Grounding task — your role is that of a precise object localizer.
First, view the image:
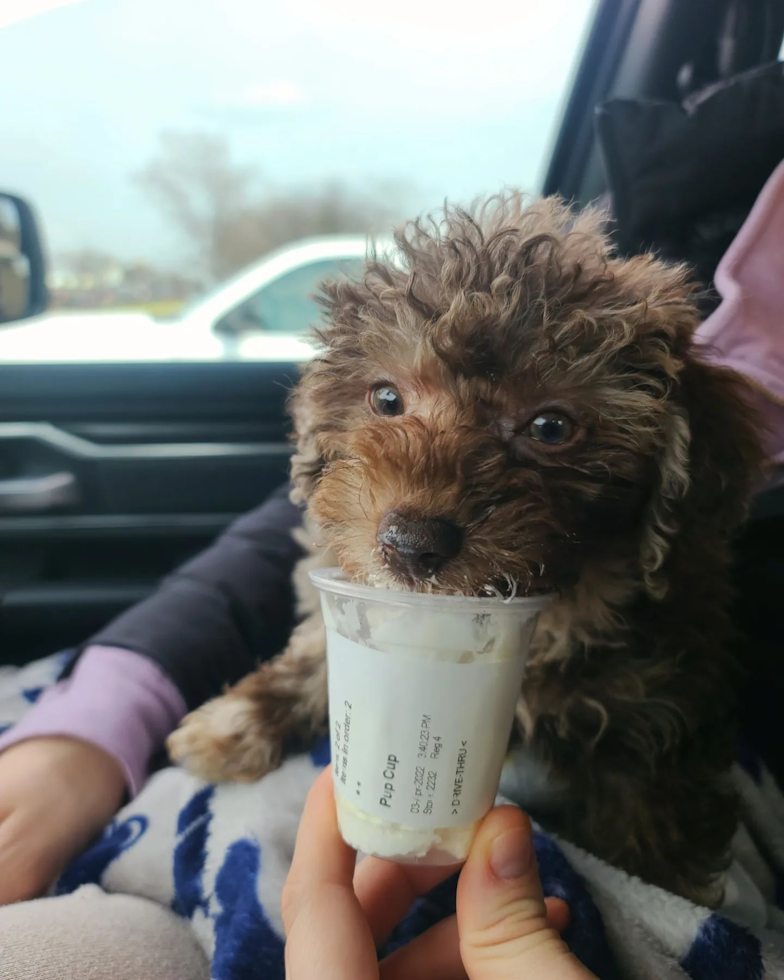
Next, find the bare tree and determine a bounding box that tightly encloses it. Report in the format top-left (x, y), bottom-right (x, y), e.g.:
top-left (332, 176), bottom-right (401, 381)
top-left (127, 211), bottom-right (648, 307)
top-left (57, 249), bottom-right (120, 279)
top-left (137, 132), bottom-right (258, 281)
top-left (137, 132), bottom-right (409, 281)
top-left (212, 180), bottom-right (408, 277)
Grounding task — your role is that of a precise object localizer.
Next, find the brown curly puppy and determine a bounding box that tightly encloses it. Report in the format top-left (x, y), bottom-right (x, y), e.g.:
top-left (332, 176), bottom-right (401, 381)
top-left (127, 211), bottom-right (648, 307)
top-left (168, 194), bottom-right (763, 905)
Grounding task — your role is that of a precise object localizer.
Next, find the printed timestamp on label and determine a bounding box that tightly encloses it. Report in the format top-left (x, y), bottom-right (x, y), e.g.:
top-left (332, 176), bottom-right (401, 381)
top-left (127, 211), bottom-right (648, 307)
top-left (410, 713), bottom-right (442, 817)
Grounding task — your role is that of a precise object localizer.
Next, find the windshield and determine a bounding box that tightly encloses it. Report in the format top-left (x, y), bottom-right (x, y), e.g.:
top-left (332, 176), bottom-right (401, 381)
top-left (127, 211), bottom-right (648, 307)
top-left (1, 0), bottom-right (598, 344)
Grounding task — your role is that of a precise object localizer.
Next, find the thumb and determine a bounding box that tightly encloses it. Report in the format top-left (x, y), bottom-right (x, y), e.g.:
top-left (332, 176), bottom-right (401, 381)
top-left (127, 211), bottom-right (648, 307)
top-left (456, 807), bottom-right (596, 980)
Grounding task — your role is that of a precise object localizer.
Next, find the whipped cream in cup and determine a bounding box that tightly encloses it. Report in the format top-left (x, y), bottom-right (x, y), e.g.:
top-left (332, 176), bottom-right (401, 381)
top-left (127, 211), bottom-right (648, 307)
top-left (310, 568), bottom-right (551, 865)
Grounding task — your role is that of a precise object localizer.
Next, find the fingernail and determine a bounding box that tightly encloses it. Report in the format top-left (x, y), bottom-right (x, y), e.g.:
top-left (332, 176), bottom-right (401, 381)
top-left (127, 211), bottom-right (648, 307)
top-left (489, 827), bottom-right (532, 880)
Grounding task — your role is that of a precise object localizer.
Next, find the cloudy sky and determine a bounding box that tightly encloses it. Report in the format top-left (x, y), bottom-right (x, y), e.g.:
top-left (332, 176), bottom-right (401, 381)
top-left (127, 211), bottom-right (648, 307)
top-left (0, 0), bottom-right (596, 270)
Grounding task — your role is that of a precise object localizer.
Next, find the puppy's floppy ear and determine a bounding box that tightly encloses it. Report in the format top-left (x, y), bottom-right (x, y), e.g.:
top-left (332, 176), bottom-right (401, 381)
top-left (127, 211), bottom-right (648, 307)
top-left (640, 355), bottom-right (764, 598)
top-left (608, 253), bottom-right (763, 596)
top-left (680, 358), bottom-right (764, 527)
top-left (639, 402), bottom-right (691, 598)
top-left (288, 366), bottom-right (325, 505)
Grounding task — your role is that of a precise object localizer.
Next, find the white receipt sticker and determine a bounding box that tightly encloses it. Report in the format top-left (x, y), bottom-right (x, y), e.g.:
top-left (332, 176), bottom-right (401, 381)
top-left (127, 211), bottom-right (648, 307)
top-left (327, 631), bottom-right (527, 828)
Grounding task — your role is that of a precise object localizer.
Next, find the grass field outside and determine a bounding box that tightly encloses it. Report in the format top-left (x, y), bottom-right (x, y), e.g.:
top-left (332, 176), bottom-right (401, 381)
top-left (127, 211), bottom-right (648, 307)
top-left (102, 298), bottom-right (186, 316)
top-left (51, 298), bottom-right (187, 317)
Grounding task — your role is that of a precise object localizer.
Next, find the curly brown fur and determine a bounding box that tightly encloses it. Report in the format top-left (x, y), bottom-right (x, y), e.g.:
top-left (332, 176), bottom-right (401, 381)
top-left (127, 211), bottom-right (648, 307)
top-left (169, 193), bottom-right (763, 905)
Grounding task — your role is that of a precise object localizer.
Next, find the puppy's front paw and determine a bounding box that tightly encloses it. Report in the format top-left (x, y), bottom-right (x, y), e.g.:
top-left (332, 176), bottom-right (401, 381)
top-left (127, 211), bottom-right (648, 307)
top-left (166, 695), bottom-right (281, 783)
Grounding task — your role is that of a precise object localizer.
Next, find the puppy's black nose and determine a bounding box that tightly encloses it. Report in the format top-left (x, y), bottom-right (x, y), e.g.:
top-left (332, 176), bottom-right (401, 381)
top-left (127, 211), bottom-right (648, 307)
top-left (377, 512), bottom-right (463, 579)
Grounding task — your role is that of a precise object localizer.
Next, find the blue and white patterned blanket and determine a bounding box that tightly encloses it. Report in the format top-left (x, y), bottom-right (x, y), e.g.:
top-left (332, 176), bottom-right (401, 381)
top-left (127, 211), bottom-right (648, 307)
top-left (3, 653), bottom-right (784, 979)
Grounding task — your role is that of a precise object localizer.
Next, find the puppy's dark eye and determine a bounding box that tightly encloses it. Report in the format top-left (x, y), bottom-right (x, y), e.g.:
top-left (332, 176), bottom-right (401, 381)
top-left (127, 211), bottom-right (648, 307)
top-left (527, 411), bottom-right (574, 446)
top-left (369, 385), bottom-right (404, 417)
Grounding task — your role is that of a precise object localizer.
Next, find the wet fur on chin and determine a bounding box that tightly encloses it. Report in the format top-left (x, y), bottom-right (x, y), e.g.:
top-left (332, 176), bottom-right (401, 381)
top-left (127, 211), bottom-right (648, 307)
top-left (178, 194), bottom-right (765, 905)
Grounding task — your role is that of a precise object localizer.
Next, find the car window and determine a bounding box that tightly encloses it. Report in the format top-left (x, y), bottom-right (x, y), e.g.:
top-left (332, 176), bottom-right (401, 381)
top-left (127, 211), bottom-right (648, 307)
top-left (219, 258), bottom-right (367, 334)
top-left (0, 0), bottom-right (598, 363)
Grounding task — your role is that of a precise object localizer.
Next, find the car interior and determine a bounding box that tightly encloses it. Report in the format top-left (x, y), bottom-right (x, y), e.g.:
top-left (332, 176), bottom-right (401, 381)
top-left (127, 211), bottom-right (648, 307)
top-left (1, 0), bottom-right (783, 783)
top-left (3, 3), bottom-right (784, 976)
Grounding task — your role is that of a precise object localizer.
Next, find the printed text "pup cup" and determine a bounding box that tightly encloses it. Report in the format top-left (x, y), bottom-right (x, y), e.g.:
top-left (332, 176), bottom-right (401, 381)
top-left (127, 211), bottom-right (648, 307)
top-left (310, 568), bottom-right (550, 865)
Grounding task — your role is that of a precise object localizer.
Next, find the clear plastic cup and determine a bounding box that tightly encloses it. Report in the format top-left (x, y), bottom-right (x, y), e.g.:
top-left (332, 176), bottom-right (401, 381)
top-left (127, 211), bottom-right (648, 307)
top-left (310, 568), bottom-right (551, 865)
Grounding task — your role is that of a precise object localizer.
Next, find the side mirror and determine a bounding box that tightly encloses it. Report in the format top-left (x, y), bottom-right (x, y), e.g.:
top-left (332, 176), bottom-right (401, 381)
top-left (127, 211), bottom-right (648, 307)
top-left (0, 193), bottom-right (48, 324)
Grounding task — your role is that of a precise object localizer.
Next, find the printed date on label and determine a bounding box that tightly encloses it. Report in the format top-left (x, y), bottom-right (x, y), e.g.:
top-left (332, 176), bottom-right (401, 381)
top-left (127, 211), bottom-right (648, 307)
top-left (411, 765), bottom-right (438, 815)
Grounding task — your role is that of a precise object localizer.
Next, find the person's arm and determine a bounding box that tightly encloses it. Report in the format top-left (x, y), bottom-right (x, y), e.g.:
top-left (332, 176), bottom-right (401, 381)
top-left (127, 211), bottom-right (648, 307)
top-left (0, 646), bottom-right (185, 795)
top-left (0, 482), bottom-right (304, 903)
top-left (65, 481), bottom-right (304, 712)
top-left (1, 482), bottom-right (304, 785)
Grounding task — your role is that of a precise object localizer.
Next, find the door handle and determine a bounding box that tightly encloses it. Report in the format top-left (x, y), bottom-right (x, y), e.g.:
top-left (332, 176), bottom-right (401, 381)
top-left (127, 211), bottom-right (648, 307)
top-left (0, 472), bottom-right (80, 513)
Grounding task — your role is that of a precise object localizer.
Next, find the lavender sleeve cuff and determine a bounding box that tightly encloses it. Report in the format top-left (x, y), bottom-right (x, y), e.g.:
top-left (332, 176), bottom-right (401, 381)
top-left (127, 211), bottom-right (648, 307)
top-left (0, 646), bottom-right (187, 796)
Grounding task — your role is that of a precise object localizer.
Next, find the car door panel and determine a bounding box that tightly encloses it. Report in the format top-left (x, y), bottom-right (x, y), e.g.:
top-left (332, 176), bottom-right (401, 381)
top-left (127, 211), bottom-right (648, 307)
top-left (0, 361), bottom-right (299, 665)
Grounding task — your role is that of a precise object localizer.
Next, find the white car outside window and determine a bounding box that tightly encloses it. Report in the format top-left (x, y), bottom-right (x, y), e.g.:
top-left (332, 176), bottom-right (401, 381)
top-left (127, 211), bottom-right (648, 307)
top-left (0, 235), bottom-right (393, 364)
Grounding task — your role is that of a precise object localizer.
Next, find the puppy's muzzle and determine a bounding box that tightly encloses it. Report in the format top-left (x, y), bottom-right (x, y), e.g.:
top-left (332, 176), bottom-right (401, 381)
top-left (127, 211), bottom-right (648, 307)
top-left (377, 512), bottom-right (463, 580)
